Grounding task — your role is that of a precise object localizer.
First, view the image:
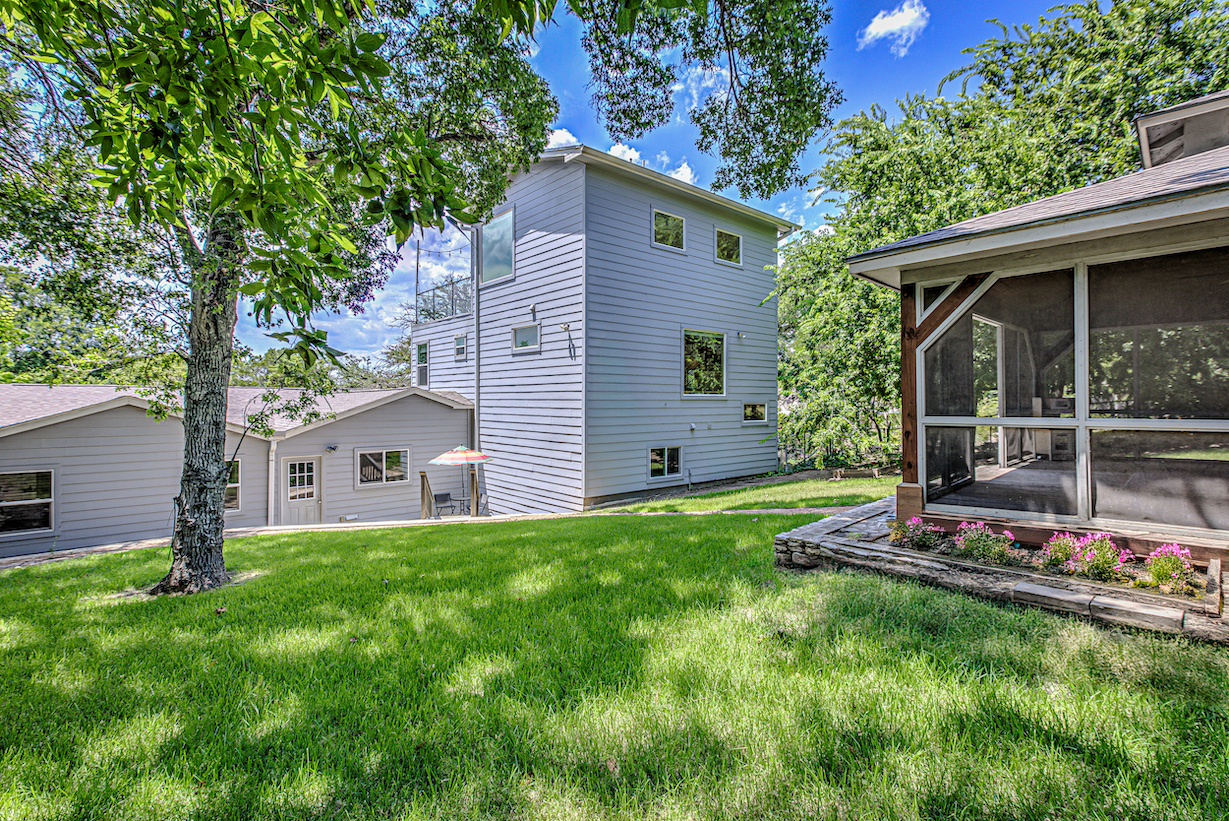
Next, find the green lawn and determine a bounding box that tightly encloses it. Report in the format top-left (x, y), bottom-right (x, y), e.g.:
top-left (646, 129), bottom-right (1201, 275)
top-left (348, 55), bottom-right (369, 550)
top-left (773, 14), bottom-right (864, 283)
top-left (1, 515), bottom-right (1227, 820)
top-left (614, 475), bottom-right (899, 513)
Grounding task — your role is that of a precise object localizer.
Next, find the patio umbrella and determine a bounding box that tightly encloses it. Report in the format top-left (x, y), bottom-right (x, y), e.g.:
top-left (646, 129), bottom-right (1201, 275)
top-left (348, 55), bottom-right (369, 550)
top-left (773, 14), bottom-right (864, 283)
top-left (429, 446), bottom-right (492, 516)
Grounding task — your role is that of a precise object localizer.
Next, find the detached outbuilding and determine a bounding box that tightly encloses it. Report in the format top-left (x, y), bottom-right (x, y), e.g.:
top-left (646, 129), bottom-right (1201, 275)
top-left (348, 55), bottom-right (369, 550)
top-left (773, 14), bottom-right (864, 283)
top-left (850, 92), bottom-right (1229, 559)
top-left (0, 384), bottom-right (472, 558)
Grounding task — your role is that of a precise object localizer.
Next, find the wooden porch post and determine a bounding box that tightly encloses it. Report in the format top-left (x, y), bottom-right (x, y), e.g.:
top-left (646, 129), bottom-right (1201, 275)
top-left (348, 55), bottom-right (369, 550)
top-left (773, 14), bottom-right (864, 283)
top-left (420, 471), bottom-right (433, 519)
top-left (898, 283), bottom-right (924, 520)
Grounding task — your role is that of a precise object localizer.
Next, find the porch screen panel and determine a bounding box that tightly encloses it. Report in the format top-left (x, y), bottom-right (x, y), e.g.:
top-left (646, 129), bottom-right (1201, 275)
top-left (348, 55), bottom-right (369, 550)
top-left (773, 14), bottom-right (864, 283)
top-left (925, 425), bottom-right (1078, 515)
top-left (924, 269), bottom-right (1075, 418)
top-left (1089, 247), bottom-right (1229, 419)
top-left (1091, 431), bottom-right (1229, 531)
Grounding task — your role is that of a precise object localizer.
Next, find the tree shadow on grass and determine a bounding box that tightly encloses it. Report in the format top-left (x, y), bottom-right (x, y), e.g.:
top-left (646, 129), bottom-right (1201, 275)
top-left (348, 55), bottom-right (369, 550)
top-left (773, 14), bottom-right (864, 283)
top-left (0, 516), bottom-right (1227, 820)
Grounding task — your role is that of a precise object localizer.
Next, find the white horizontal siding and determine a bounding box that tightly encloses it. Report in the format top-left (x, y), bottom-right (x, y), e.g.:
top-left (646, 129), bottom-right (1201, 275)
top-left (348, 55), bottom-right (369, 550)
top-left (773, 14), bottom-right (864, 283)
top-left (410, 314), bottom-right (475, 399)
top-left (583, 166), bottom-right (780, 499)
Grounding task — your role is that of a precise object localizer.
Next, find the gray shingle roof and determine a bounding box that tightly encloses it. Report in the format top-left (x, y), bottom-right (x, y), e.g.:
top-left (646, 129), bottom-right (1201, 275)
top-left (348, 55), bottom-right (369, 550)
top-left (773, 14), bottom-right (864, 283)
top-left (849, 144), bottom-right (1229, 263)
top-left (0, 384), bottom-right (471, 436)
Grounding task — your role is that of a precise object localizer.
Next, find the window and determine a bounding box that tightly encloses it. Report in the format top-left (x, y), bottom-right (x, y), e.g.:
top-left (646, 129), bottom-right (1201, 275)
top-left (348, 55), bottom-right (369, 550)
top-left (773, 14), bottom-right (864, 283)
top-left (743, 403), bottom-right (767, 422)
top-left (649, 446), bottom-right (681, 479)
top-left (416, 342), bottom-right (429, 388)
top-left (454, 334), bottom-right (467, 359)
top-left (716, 229), bottom-right (742, 265)
top-left (924, 269), bottom-right (1075, 418)
top-left (0, 470), bottom-right (53, 534)
top-left (1091, 431), bottom-right (1229, 531)
top-left (1089, 248), bottom-right (1229, 420)
top-left (683, 330), bottom-right (725, 395)
top-left (652, 209), bottom-right (685, 250)
top-left (512, 324), bottom-right (540, 352)
top-left (224, 460), bottom-right (241, 512)
top-left (358, 450), bottom-right (410, 486)
top-left (481, 209), bottom-right (514, 284)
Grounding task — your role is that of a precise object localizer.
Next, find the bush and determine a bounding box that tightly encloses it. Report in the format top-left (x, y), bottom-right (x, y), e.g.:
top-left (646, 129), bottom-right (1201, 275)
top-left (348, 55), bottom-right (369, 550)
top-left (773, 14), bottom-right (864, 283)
top-left (1146, 543), bottom-right (1194, 591)
top-left (1042, 532), bottom-right (1080, 568)
top-left (953, 521), bottom-right (1014, 565)
top-left (1065, 533), bottom-right (1133, 582)
top-left (888, 516), bottom-right (948, 551)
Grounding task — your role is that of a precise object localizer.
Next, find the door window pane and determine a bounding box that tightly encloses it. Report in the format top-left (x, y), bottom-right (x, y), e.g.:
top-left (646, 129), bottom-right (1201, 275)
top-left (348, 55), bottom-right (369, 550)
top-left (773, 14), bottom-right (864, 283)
top-left (1091, 430), bottom-right (1229, 530)
top-left (925, 425), bottom-right (1077, 515)
top-left (924, 270), bottom-right (1075, 418)
top-left (1089, 247), bottom-right (1229, 419)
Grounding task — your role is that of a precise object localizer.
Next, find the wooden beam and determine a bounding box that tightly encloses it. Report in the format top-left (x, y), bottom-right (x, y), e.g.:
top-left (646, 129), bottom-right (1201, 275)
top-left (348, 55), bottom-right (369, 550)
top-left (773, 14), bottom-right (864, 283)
top-left (916, 272), bottom-right (990, 343)
top-left (900, 283), bottom-right (919, 484)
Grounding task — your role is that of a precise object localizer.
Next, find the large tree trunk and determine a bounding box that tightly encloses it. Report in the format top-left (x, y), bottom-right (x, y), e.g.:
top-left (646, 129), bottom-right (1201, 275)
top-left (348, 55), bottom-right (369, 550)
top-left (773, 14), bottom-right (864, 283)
top-left (151, 218), bottom-right (242, 595)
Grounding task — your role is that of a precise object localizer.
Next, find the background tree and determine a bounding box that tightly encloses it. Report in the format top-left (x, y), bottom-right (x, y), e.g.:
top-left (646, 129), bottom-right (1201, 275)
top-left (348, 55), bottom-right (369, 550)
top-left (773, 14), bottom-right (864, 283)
top-left (777, 0), bottom-right (1229, 470)
top-left (1, 0), bottom-right (840, 592)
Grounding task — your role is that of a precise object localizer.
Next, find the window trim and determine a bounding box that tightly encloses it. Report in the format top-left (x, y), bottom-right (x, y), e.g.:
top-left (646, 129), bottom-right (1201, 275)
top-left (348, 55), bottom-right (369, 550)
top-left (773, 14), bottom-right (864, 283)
top-left (681, 328), bottom-right (727, 398)
top-left (224, 459), bottom-right (241, 514)
top-left (647, 445), bottom-right (683, 482)
top-left (913, 244), bottom-right (1229, 537)
top-left (354, 447), bottom-right (413, 489)
top-left (651, 207), bottom-right (687, 253)
top-left (511, 323), bottom-right (541, 353)
top-left (0, 468), bottom-right (54, 537)
top-left (479, 206), bottom-right (516, 287)
top-left (715, 227), bottom-right (743, 266)
top-left (454, 334), bottom-right (467, 360)
top-left (742, 402), bottom-right (769, 425)
top-left (416, 341), bottom-right (429, 389)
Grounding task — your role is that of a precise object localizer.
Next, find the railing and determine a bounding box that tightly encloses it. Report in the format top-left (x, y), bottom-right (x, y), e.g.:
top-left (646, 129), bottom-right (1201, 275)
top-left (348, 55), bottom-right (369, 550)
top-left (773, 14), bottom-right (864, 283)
top-left (415, 276), bottom-right (473, 323)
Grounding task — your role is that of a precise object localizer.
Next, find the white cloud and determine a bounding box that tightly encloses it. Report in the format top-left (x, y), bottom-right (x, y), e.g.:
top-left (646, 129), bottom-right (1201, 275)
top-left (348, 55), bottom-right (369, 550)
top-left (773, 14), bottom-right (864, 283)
top-left (608, 143), bottom-right (642, 164)
top-left (672, 66), bottom-right (730, 112)
top-left (546, 128), bottom-right (579, 149)
top-left (655, 151), bottom-right (671, 170)
top-left (666, 160), bottom-right (696, 186)
top-left (857, 0), bottom-right (929, 58)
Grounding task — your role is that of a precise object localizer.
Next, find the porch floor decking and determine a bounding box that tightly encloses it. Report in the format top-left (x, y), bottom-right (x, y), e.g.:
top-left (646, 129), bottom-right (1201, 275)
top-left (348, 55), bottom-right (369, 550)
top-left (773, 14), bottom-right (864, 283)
top-left (775, 498), bottom-right (1228, 644)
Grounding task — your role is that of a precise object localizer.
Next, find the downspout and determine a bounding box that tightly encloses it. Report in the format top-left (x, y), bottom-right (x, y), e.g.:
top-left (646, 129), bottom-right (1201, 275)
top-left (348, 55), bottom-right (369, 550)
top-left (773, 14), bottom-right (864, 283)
top-left (266, 438), bottom-right (278, 526)
top-left (471, 224), bottom-right (480, 451)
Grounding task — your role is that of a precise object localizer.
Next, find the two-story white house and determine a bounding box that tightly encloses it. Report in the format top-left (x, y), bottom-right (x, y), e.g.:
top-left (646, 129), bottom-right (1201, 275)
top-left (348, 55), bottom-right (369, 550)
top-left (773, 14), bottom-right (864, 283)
top-left (410, 145), bottom-right (797, 514)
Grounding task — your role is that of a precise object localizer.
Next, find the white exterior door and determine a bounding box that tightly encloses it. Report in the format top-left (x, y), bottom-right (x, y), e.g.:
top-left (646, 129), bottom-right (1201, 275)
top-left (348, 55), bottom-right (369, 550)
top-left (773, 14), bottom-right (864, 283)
top-left (285, 458), bottom-right (321, 525)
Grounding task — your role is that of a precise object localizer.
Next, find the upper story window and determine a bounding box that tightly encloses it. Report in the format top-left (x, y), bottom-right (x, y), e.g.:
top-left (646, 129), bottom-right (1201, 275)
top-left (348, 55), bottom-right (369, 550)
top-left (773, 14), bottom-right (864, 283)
top-left (224, 461), bottom-right (241, 511)
top-left (481, 208), bottom-right (514, 284)
top-left (0, 470), bottom-right (53, 534)
top-left (683, 330), bottom-right (725, 396)
top-left (512, 324), bottom-right (540, 352)
top-left (358, 449), bottom-right (409, 486)
top-left (415, 342), bottom-right (429, 387)
top-left (716, 229), bottom-right (742, 265)
top-left (454, 334), bottom-right (467, 359)
top-left (652, 209), bottom-right (685, 251)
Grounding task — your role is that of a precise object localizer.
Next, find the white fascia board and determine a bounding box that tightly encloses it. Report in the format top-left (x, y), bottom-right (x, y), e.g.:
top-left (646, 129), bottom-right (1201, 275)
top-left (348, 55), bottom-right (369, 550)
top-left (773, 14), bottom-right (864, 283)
top-left (848, 188), bottom-right (1229, 289)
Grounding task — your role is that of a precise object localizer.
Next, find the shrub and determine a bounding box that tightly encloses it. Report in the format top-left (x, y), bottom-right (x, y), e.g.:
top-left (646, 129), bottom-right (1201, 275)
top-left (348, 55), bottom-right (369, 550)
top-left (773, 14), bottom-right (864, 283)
top-left (1065, 533), bottom-right (1133, 582)
top-left (888, 516), bottom-right (948, 551)
top-left (1042, 532), bottom-right (1080, 568)
top-left (953, 521), bottom-right (1015, 565)
top-left (1146, 543), bottom-right (1194, 591)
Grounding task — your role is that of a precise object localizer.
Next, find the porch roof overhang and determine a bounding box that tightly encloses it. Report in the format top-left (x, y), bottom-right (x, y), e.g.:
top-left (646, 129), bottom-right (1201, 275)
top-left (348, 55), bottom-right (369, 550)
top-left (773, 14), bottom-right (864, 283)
top-left (848, 145), bottom-right (1229, 290)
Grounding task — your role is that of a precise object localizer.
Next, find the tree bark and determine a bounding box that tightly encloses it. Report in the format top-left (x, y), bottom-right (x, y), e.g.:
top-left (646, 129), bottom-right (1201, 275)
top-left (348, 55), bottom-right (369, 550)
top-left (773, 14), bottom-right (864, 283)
top-left (150, 216), bottom-right (242, 595)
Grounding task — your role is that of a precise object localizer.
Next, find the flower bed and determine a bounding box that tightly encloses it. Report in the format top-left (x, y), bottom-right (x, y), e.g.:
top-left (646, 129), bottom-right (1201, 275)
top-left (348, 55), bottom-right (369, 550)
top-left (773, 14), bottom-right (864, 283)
top-left (888, 518), bottom-right (1207, 601)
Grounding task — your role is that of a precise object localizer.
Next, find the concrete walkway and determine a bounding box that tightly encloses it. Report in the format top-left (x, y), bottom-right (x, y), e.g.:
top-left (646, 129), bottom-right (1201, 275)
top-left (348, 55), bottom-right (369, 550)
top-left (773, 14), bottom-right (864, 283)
top-left (0, 505), bottom-right (855, 573)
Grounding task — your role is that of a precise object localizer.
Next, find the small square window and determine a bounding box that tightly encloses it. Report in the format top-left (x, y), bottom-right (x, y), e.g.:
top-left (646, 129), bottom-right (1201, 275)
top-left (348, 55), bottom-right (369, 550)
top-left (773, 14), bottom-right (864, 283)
top-left (454, 335), bottom-right (467, 359)
top-left (743, 403), bottom-right (767, 422)
top-left (716, 229), bottom-right (742, 265)
top-left (649, 446), bottom-right (682, 479)
top-left (652, 210), bottom-right (685, 250)
top-left (512, 324), bottom-right (540, 352)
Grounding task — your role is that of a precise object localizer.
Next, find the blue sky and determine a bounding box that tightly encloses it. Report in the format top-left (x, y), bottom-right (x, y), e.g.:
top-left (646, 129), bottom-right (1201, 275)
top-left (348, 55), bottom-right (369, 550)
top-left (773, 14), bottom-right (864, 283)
top-left (237, 0), bottom-right (1058, 358)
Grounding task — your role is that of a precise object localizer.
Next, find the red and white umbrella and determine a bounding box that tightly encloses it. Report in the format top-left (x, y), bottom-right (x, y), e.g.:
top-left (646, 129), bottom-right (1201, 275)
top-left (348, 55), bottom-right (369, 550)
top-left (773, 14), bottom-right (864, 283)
top-left (429, 446), bottom-right (493, 466)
